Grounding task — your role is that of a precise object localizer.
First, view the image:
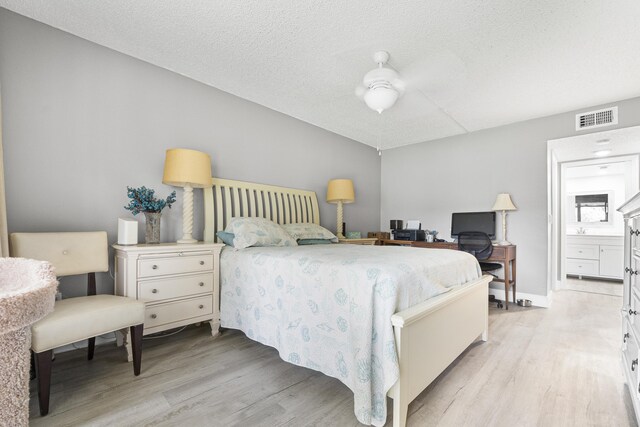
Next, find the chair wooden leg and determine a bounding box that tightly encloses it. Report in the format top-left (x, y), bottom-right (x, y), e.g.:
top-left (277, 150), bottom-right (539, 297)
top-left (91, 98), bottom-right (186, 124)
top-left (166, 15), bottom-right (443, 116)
top-left (87, 337), bottom-right (95, 360)
top-left (35, 350), bottom-right (53, 416)
top-left (130, 324), bottom-right (143, 376)
top-left (30, 350), bottom-right (36, 380)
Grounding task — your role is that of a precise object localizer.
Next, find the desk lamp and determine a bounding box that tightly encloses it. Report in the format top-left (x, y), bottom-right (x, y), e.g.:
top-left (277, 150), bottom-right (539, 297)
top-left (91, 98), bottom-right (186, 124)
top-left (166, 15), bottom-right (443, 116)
top-left (326, 179), bottom-right (355, 239)
top-left (492, 193), bottom-right (517, 245)
top-left (163, 148), bottom-right (212, 243)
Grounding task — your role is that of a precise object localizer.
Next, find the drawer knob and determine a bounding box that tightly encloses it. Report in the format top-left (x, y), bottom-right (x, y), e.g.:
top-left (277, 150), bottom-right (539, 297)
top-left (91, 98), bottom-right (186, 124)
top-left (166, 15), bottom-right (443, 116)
top-left (199, 304), bottom-right (204, 309)
top-left (630, 309), bottom-right (637, 316)
top-left (152, 265), bottom-right (158, 270)
top-left (199, 261), bottom-right (205, 265)
top-left (150, 314), bottom-right (157, 319)
top-left (199, 282), bottom-right (205, 287)
top-left (152, 288), bottom-right (158, 294)
top-left (633, 359), bottom-right (638, 371)
top-left (624, 332), bottom-right (630, 343)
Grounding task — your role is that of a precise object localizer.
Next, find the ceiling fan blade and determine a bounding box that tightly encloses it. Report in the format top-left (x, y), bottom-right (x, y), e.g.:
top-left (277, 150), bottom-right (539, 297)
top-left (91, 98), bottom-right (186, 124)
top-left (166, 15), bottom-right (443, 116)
top-left (400, 50), bottom-right (467, 100)
top-left (387, 90), bottom-right (440, 119)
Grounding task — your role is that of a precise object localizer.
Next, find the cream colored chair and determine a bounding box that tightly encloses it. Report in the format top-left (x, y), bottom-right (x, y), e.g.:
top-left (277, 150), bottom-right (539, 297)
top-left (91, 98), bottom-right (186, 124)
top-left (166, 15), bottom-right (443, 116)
top-left (10, 232), bottom-right (145, 416)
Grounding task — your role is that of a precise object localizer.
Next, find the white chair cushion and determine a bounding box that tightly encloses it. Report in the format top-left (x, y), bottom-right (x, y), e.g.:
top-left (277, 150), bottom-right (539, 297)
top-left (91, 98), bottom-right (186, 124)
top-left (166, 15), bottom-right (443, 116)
top-left (31, 295), bottom-right (145, 353)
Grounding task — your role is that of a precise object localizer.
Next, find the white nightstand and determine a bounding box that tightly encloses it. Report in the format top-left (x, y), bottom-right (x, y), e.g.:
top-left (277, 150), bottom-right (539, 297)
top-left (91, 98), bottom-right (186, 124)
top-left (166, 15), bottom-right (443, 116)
top-left (113, 242), bottom-right (224, 352)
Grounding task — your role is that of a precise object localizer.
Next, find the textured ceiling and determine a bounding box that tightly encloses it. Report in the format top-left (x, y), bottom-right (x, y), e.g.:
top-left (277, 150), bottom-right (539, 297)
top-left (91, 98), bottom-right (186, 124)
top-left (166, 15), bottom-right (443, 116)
top-left (2, 1), bottom-right (640, 149)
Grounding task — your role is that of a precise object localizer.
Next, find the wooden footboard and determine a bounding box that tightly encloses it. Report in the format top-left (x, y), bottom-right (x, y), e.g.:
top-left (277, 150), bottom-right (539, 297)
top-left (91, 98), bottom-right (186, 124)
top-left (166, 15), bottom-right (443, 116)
top-left (388, 275), bottom-right (491, 427)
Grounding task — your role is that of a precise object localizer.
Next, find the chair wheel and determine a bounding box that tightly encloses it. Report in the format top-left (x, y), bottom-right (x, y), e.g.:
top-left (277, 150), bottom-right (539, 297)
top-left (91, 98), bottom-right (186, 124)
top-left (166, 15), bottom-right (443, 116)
top-left (497, 302), bottom-right (504, 309)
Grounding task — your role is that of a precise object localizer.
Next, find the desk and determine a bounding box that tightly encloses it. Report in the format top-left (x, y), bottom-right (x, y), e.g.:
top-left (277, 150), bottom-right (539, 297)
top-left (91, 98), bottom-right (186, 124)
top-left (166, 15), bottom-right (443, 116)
top-left (338, 238), bottom-right (378, 245)
top-left (379, 239), bottom-right (517, 309)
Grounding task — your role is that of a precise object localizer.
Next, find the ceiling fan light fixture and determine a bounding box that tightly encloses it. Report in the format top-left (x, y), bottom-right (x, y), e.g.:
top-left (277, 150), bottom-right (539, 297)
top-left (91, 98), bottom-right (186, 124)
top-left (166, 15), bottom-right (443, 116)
top-left (364, 86), bottom-right (398, 114)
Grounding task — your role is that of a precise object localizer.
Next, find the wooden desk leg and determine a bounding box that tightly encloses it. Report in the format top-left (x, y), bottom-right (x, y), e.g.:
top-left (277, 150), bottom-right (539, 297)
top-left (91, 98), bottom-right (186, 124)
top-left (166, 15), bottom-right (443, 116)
top-left (504, 259), bottom-right (510, 310)
top-left (512, 258), bottom-right (517, 304)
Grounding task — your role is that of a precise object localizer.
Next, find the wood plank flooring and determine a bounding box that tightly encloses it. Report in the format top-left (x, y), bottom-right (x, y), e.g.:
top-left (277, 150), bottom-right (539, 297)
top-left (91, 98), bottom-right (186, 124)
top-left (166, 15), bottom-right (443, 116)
top-left (565, 276), bottom-right (623, 297)
top-left (29, 289), bottom-right (636, 426)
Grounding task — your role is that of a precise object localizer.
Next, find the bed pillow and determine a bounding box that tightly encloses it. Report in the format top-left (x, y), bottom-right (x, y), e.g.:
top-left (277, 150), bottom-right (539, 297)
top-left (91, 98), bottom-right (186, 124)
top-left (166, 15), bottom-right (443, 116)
top-left (225, 217), bottom-right (298, 249)
top-left (297, 238), bottom-right (334, 245)
top-left (216, 231), bottom-right (235, 247)
top-left (282, 223), bottom-right (338, 243)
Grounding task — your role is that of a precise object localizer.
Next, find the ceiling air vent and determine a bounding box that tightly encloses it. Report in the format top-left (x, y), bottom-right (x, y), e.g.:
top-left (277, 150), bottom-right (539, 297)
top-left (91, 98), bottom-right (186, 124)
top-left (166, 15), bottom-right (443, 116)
top-left (575, 106), bottom-right (618, 131)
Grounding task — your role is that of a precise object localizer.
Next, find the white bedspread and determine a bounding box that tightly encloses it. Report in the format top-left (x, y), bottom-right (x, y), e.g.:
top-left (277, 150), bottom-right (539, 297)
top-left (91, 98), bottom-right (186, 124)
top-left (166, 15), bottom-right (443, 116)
top-left (220, 244), bottom-right (481, 426)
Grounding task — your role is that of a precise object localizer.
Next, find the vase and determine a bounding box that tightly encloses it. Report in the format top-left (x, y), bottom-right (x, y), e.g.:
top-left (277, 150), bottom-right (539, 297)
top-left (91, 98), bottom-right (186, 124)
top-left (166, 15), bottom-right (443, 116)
top-left (143, 212), bottom-right (161, 244)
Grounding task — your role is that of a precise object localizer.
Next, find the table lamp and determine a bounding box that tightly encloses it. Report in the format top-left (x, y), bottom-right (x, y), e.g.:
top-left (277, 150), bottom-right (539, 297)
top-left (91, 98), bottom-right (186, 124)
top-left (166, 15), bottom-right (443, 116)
top-left (492, 193), bottom-right (517, 245)
top-left (326, 179), bottom-right (355, 239)
top-left (163, 148), bottom-right (212, 243)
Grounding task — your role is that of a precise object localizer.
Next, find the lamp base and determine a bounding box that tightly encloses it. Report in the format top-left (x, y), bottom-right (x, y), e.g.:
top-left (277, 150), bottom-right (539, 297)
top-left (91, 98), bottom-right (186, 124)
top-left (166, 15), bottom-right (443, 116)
top-left (497, 240), bottom-right (512, 246)
top-left (177, 235), bottom-right (197, 244)
top-left (336, 233), bottom-right (346, 239)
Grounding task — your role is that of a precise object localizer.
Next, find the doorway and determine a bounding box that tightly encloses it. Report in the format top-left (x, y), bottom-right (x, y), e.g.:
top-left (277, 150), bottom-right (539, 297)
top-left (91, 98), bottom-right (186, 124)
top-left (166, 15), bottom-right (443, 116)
top-left (548, 126), bottom-right (640, 297)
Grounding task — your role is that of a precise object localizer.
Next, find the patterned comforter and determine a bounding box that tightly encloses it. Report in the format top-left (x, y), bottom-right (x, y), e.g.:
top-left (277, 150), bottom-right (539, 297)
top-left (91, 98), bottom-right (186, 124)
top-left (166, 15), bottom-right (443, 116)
top-left (219, 244), bottom-right (481, 426)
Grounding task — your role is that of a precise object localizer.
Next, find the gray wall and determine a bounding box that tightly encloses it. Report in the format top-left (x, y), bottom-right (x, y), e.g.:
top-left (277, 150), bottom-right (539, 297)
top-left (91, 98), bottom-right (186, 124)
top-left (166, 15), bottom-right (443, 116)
top-left (382, 96), bottom-right (640, 298)
top-left (0, 9), bottom-right (381, 295)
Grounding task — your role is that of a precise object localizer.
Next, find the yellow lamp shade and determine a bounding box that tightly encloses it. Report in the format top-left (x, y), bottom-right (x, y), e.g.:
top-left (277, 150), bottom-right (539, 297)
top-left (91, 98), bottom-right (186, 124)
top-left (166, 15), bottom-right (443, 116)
top-left (326, 179), bottom-right (355, 204)
top-left (492, 193), bottom-right (517, 211)
top-left (162, 148), bottom-right (212, 188)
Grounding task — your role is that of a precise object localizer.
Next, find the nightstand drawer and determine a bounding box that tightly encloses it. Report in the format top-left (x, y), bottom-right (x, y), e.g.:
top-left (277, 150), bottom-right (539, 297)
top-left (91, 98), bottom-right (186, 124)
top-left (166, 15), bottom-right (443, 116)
top-left (566, 244), bottom-right (599, 260)
top-left (139, 273), bottom-right (213, 301)
top-left (145, 295), bottom-right (213, 329)
top-left (138, 254), bottom-right (214, 278)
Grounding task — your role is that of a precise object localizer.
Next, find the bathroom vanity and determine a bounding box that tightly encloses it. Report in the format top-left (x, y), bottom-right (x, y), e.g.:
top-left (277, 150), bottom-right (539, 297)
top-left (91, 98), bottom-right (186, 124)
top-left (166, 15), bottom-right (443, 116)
top-left (566, 234), bottom-right (624, 280)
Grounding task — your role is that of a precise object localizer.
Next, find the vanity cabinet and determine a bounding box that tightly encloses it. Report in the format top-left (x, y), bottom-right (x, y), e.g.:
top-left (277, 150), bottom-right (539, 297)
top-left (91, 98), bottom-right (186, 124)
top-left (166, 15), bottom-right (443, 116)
top-left (566, 235), bottom-right (624, 280)
top-left (618, 191), bottom-right (640, 423)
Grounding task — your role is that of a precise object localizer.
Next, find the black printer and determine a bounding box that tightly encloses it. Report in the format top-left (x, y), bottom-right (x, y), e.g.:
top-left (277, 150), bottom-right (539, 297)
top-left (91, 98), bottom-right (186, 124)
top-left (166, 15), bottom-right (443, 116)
top-left (392, 229), bottom-right (425, 241)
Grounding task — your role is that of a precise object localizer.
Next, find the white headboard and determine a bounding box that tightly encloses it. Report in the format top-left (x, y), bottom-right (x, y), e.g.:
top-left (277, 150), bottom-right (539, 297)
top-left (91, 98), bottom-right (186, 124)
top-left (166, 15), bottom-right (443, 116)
top-left (203, 178), bottom-right (320, 243)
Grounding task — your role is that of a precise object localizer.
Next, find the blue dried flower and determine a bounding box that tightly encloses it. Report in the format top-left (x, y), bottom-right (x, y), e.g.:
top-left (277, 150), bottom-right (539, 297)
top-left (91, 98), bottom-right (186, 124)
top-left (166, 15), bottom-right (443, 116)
top-left (124, 186), bottom-right (176, 215)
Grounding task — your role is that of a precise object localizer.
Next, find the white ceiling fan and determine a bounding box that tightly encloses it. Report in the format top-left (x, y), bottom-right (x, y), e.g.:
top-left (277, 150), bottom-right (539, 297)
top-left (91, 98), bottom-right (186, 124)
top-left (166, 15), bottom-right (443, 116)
top-left (355, 50), bottom-right (468, 117)
top-left (355, 51), bottom-right (405, 114)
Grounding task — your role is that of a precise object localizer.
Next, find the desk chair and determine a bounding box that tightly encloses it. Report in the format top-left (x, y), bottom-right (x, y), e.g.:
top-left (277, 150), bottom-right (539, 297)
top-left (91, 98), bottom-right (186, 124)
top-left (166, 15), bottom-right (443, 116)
top-left (10, 232), bottom-right (145, 416)
top-left (457, 231), bottom-right (504, 308)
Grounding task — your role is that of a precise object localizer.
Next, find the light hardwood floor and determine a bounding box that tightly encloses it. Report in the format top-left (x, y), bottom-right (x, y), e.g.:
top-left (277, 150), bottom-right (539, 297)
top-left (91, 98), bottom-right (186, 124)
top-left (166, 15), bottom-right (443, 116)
top-left (565, 276), bottom-right (624, 297)
top-left (30, 289), bottom-right (636, 427)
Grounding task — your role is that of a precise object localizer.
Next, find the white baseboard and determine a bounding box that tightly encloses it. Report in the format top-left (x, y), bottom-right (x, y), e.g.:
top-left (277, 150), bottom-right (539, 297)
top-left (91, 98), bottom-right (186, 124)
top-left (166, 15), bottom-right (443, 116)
top-left (488, 288), bottom-right (552, 308)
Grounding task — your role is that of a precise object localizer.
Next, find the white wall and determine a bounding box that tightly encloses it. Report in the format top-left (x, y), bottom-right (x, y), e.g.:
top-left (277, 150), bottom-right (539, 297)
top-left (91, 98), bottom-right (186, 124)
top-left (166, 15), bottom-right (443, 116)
top-left (382, 97), bottom-right (640, 298)
top-left (0, 9), bottom-right (381, 295)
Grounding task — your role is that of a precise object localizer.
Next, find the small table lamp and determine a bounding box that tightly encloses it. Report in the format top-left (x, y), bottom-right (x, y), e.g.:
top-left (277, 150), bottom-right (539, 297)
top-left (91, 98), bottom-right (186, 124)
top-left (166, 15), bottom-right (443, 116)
top-left (492, 193), bottom-right (517, 245)
top-left (326, 179), bottom-right (355, 239)
top-left (163, 148), bottom-right (212, 244)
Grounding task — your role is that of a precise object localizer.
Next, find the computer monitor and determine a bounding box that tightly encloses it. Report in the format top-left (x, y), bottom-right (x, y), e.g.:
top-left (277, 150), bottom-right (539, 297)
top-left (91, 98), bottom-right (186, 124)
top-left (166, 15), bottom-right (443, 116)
top-left (451, 211), bottom-right (496, 239)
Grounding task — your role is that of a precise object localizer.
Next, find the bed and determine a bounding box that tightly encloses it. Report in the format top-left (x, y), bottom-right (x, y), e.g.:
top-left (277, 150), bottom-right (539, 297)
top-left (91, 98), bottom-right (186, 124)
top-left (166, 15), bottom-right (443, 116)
top-left (203, 178), bottom-right (491, 427)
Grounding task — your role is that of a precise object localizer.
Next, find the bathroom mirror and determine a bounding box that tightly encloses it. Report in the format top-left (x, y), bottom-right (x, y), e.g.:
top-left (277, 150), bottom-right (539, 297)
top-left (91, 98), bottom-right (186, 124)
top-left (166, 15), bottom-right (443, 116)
top-left (567, 191), bottom-right (613, 225)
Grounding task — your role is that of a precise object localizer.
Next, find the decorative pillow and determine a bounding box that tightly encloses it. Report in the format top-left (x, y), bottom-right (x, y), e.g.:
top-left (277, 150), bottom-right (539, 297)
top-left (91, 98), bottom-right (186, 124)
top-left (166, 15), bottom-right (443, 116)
top-left (297, 238), bottom-right (334, 245)
top-left (216, 231), bottom-right (235, 246)
top-left (282, 223), bottom-right (338, 243)
top-left (225, 217), bottom-right (298, 249)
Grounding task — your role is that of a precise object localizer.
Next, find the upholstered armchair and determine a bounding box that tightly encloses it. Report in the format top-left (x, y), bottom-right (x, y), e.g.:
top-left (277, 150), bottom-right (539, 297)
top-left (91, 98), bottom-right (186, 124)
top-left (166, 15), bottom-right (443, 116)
top-left (10, 232), bottom-right (145, 416)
